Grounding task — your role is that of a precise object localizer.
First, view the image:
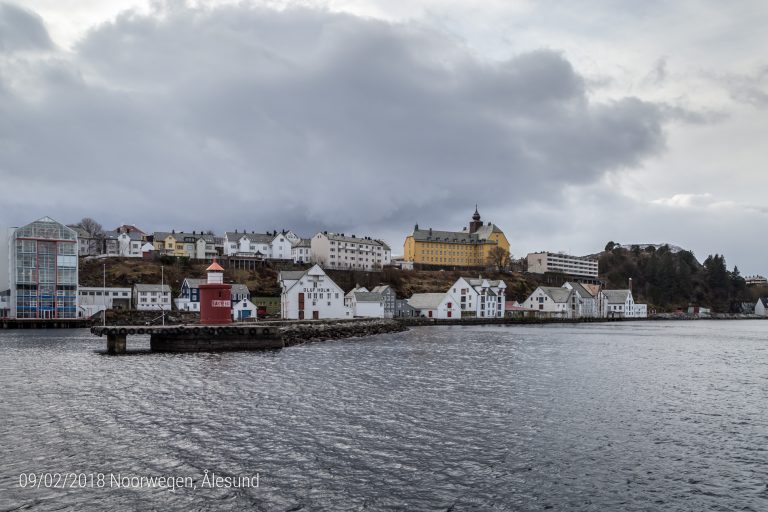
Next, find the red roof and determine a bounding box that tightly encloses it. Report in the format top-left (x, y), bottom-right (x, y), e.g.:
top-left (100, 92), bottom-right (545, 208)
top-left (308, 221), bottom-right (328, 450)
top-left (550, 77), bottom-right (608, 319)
top-left (207, 261), bottom-right (224, 271)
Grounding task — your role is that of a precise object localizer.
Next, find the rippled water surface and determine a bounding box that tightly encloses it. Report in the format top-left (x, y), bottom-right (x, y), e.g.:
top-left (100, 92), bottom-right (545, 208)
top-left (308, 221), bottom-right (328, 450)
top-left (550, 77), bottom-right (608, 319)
top-left (1, 321), bottom-right (768, 511)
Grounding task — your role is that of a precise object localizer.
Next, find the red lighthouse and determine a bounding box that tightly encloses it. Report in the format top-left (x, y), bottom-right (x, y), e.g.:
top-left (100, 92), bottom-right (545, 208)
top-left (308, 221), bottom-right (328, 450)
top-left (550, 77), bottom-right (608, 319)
top-left (199, 259), bottom-right (232, 325)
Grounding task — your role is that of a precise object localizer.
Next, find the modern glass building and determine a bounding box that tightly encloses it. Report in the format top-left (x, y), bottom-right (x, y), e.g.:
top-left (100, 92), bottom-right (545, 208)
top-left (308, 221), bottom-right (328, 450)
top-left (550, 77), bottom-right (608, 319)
top-left (9, 217), bottom-right (78, 319)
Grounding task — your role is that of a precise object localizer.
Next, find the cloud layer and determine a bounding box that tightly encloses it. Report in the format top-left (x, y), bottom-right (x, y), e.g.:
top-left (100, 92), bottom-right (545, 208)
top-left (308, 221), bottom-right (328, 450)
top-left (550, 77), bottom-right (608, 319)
top-left (0, 2), bottom-right (669, 240)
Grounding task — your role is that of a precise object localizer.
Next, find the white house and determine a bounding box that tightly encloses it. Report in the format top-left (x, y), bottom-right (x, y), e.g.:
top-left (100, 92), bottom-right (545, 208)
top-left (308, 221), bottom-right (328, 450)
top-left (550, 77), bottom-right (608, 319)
top-left (634, 304), bottom-right (648, 318)
top-left (601, 289), bottom-right (635, 318)
top-left (134, 284), bottom-right (172, 311)
top-left (278, 264), bottom-right (350, 320)
top-left (232, 298), bottom-right (258, 321)
top-left (562, 282), bottom-right (598, 318)
top-left (78, 287), bottom-right (132, 318)
top-left (522, 286), bottom-right (575, 318)
top-left (756, 297), bottom-right (768, 316)
top-left (224, 230), bottom-right (294, 260)
top-left (351, 291), bottom-right (385, 318)
top-left (345, 285), bottom-right (369, 308)
top-left (224, 231), bottom-right (272, 258)
top-left (291, 239), bottom-right (312, 264)
top-left (371, 285), bottom-right (397, 318)
top-left (407, 293), bottom-right (460, 319)
top-left (447, 277), bottom-right (506, 318)
top-left (311, 232), bottom-right (392, 271)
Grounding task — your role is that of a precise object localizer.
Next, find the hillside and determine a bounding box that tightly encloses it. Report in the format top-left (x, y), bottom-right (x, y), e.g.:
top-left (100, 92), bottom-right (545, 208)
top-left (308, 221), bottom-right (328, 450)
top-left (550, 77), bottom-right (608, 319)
top-left (598, 242), bottom-right (753, 312)
top-left (79, 257), bottom-right (541, 302)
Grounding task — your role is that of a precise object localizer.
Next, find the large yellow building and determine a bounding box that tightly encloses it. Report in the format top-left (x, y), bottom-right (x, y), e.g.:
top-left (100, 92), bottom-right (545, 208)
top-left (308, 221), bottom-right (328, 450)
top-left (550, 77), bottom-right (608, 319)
top-left (403, 208), bottom-right (510, 267)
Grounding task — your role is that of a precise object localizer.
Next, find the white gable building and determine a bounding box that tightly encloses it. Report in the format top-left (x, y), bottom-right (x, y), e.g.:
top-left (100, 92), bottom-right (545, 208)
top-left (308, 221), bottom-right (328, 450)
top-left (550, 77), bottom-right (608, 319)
top-left (601, 289), bottom-right (635, 318)
top-left (448, 277), bottom-right (506, 318)
top-left (562, 282), bottom-right (598, 318)
top-left (278, 265), bottom-right (350, 320)
top-left (522, 286), bottom-right (575, 318)
top-left (351, 291), bottom-right (385, 318)
top-left (407, 293), bottom-right (460, 319)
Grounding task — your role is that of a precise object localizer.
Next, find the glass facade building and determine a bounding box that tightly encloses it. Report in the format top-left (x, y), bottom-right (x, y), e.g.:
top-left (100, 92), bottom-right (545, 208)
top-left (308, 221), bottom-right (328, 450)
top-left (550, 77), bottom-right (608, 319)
top-left (10, 217), bottom-right (78, 319)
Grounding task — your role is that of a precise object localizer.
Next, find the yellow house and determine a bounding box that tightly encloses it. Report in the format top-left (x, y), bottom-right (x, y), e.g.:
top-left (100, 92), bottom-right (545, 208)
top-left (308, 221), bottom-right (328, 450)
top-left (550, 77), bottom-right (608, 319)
top-left (152, 231), bottom-right (217, 259)
top-left (403, 208), bottom-right (510, 267)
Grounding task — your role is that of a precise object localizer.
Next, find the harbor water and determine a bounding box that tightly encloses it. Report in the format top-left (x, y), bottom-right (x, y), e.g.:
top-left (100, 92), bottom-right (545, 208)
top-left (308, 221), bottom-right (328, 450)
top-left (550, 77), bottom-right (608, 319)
top-left (1, 321), bottom-right (767, 511)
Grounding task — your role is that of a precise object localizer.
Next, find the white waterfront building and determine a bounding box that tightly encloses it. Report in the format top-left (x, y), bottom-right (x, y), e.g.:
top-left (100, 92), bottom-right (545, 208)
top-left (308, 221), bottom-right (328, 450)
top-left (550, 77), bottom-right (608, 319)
top-left (278, 264), bottom-right (350, 320)
top-left (78, 287), bottom-right (132, 318)
top-left (133, 284), bottom-right (172, 311)
top-left (350, 291), bottom-right (385, 318)
top-left (522, 286), bottom-right (575, 318)
top-left (601, 289), bottom-right (635, 318)
top-left (447, 277), bottom-right (506, 318)
top-left (407, 293), bottom-right (460, 319)
top-left (311, 232), bottom-right (391, 271)
top-left (527, 252), bottom-right (599, 279)
top-left (562, 282), bottom-right (599, 318)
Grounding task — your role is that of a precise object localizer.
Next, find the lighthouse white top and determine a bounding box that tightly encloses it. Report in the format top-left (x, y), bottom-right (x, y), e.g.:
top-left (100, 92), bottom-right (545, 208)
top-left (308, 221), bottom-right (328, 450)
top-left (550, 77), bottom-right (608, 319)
top-left (206, 261), bottom-right (225, 284)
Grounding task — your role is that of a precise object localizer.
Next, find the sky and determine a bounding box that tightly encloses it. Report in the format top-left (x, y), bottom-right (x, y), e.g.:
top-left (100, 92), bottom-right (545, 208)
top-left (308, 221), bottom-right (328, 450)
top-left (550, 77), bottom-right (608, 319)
top-left (1, 0), bottom-right (766, 273)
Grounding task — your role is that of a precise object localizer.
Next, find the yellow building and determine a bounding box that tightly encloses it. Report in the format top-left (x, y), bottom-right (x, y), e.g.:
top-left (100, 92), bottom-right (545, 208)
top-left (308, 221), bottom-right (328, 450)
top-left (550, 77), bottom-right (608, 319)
top-left (403, 208), bottom-right (510, 267)
top-left (152, 231), bottom-right (217, 259)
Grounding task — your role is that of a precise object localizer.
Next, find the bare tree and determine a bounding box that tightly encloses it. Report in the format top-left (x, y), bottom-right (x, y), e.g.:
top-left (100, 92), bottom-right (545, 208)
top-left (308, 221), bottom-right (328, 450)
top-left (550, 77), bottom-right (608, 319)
top-left (79, 217), bottom-right (105, 255)
top-left (487, 247), bottom-right (511, 272)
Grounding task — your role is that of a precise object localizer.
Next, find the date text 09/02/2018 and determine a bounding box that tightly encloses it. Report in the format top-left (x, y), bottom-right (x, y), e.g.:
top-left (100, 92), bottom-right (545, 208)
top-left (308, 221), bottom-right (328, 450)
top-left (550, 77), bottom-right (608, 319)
top-left (18, 471), bottom-right (260, 492)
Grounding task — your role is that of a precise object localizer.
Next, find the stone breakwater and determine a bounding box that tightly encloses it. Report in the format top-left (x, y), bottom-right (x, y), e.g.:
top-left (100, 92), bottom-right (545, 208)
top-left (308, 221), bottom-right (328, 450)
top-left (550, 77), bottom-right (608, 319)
top-left (281, 319), bottom-right (407, 347)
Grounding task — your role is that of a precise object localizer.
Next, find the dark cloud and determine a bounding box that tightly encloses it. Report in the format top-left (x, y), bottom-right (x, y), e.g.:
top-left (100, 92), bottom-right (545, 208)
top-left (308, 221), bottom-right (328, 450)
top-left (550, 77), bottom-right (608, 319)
top-left (0, 2), bottom-right (670, 241)
top-left (0, 2), bottom-right (53, 53)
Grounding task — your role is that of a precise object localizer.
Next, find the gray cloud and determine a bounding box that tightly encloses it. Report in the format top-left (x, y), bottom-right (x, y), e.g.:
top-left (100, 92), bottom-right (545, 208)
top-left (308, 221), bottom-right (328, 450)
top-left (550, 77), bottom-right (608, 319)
top-left (0, 2), bottom-right (670, 242)
top-left (0, 2), bottom-right (53, 53)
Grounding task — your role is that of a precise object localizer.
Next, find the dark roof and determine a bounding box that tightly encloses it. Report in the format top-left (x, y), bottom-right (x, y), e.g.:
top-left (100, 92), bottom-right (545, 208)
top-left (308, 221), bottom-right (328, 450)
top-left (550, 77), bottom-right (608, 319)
top-left (225, 232), bottom-right (274, 244)
top-left (566, 282), bottom-right (594, 298)
top-left (134, 284), bottom-right (171, 293)
top-left (279, 270), bottom-right (306, 281)
top-left (603, 290), bottom-right (631, 303)
top-left (154, 232), bottom-right (214, 242)
top-left (411, 228), bottom-right (497, 245)
top-left (354, 292), bottom-right (383, 302)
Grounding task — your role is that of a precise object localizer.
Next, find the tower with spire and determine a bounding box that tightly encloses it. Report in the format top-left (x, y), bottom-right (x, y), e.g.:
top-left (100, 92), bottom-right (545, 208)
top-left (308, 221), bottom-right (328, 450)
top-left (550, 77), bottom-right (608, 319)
top-left (469, 205), bottom-right (483, 234)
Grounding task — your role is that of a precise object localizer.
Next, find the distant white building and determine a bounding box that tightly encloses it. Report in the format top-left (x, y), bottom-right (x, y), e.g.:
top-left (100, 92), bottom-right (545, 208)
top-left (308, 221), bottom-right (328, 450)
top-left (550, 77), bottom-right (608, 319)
top-left (278, 264), bottom-right (350, 320)
top-left (345, 285), bottom-right (369, 309)
top-left (134, 284), bottom-right (172, 311)
top-left (447, 277), bottom-right (506, 318)
top-left (223, 231), bottom-right (295, 260)
top-left (104, 231), bottom-right (143, 257)
top-left (522, 286), bottom-right (575, 318)
top-left (756, 297), bottom-right (768, 316)
top-left (291, 239), bottom-right (312, 264)
top-left (634, 303), bottom-right (648, 318)
top-left (527, 252), bottom-right (599, 279)
top-left (78, 287), bottom-right (132, 318)
top-left (407, 293), bottom-right (460, 319)
top-left (351, 291), bottom-right (385, 318)
top-left (371, 285), bottom-right (397, 318)
top-left (746, 275), bottom-right (768, 287)
top-left (311, 232), bottom-right (391, 271)
top-left (601, 289), bottom-right (635, 318)
top-left (232, 298), bottom-right (258, 321)
top-left (562, 282), bottom-right (598, 318)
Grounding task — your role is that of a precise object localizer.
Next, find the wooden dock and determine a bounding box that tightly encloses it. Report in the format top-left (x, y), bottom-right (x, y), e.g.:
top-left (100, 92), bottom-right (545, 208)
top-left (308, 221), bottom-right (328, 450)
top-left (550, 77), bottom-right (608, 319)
top-left (91, 324), bottom-right (284, 353)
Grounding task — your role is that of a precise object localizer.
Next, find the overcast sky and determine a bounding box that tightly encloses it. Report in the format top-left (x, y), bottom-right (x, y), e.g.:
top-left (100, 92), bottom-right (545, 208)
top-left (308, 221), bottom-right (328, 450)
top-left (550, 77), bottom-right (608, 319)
top-left (1, 0), bottom-right (766, 273)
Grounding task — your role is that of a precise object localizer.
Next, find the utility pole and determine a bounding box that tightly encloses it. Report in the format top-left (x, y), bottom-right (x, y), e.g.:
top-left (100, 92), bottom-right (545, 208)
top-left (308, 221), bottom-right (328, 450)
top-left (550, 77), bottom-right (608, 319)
top-left (161, 265), bottom-right (165, 326)
top-left (102, 262), bottom-right (106, 326)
